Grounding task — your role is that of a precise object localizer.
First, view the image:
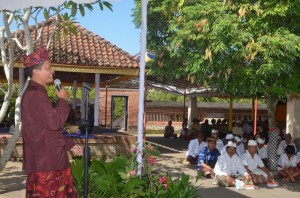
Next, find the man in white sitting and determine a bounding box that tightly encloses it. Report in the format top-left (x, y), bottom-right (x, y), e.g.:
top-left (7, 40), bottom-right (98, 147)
top-left (257, 138), bottom-right (268, 168)
top-left (211, 129), bottom-right (224, 153)
top-left (220, 134), bottom-right (235, 155)
top-left (241, 140), bottom-right (271, 184)
top-left (186, 133), bottom-right (207, 164)
top-left (214, 141), bottom-right (251, 187)
top-left (232, 120), bottom-right (243, 137)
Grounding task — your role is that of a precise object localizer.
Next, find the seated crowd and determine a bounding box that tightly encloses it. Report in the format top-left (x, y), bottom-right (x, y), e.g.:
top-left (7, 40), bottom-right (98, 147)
top-left (181, 118), bottom-right (300, 187)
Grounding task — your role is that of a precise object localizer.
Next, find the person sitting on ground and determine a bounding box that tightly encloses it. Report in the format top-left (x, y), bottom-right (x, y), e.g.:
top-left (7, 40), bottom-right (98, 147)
top-left (241, 140), bottom-right (272, 184)
top-left (189, 118), bottom-right (201, 139)
top-left (201, 119), bottom-right (210, 141)
top-left (186, 133), bottom-right (207, 164)
top-left (197, 137), bottom-right (220, 178)
top-left (220, 134), bottom-right (235, 155)
top-left (232, 120), bottom-right (243, 137)
top-left (211, 129), bottom-right (224, 153)
top-left (235, 136), bottom-right (245, 157)
top-left (214, 141), bottom-right (252, 187)
top-left (277, 136), bottom-right (285, 156)
top-left (164, 120), bottom-right (177, 138)
top-left (257, 138), bottom-right (268, 168)
top-left (278, 133), bottom-right (297, 153)
top-left (180, 118), bottom-right (189, 139)
top-left (278, 145), bottom-right (300, 182)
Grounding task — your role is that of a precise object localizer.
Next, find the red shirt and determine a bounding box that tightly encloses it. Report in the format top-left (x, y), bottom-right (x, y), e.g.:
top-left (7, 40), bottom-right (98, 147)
top-left (21, 80), bottom-right (75, 173)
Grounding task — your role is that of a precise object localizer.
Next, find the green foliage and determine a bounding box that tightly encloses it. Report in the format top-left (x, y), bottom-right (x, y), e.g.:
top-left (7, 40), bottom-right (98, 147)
top-left (146, 89), bottom-right (265, 104)
top-left (133, 0), bottom-right (300, 99)
top-left (0, 83), bottom-right (18, 126)
top-left (147, 89), bottom-right (184, 102)
top-left (112, 97), bottom-right (125, 119)
top-left (70, 142), bottom-right (196, 197)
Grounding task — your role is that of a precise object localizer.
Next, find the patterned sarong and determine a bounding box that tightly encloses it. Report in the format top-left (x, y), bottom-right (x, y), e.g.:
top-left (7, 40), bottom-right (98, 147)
top-left (26, 167), bottom-right (77, 198)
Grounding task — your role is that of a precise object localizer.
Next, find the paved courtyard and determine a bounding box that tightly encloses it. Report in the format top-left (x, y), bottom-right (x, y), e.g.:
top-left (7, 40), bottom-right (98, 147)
top-left (0, 134), bottom-right (299, 197)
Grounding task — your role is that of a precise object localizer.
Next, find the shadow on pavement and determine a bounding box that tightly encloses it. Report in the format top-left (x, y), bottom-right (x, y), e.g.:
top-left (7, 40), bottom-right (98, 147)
top-left (197, 186), bottom-right (251, 198)
top-left (253, 181), bottom-right (300, 192)
top-left (0, 170), bottom-right (26, 195)
top-left (146, 136), bottom-right (189, 154)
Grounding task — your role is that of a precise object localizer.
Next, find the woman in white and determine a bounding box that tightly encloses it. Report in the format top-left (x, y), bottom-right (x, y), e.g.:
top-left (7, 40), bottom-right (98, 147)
top-left (278, 145), bottom-right (300, 182)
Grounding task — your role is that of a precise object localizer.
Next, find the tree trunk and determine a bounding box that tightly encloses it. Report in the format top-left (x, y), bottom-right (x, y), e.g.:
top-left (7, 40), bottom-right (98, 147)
top-left (0, 8), bottom-right (32, 171)
top-left (265, 95), bottom-right (278, 128)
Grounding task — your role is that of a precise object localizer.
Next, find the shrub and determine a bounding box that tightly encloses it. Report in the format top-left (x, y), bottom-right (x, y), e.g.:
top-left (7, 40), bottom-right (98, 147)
top-left (71, 143), bottom-right (197, 198)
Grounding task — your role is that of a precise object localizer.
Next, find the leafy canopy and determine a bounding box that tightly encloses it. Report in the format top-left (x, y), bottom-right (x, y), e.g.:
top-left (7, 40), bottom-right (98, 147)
top-left (133, 0), bottom-right (300, 99)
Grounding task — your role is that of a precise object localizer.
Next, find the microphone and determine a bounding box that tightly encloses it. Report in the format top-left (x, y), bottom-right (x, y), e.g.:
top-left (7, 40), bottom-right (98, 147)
top-left (54, 79), bottom-right (62, 91)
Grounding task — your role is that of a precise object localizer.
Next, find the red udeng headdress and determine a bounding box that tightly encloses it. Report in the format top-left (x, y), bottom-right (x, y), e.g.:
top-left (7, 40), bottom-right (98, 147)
top-left (23, 46), bottom-right (49, 68)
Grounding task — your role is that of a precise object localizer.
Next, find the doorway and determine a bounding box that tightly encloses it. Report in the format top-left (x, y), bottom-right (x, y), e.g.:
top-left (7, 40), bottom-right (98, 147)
top-left (111, 96), bottom-right (128, 131)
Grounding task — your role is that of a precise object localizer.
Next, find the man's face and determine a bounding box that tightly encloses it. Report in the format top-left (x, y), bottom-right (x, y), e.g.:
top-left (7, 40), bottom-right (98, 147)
top-left (248, 146), bottom-right (257, 155)
top-left (257, 143), bottom-right (264, 149)
top-left (197, 134), bottom-right (203, 142)
top-left (211, 133), bottom-right (218, 139)
top-left (285, 134), bottom-right (292, 143)
top-left (208, 141), bottom-right (216, 150)
top-left (226, 146), bottom-right (236, 157)
top-left (34, 60), bottom-right (54, 85)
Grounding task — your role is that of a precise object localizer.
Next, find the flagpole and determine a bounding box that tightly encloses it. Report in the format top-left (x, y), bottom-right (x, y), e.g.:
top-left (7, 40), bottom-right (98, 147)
top-left (137, 0), bottom-right (147, 175)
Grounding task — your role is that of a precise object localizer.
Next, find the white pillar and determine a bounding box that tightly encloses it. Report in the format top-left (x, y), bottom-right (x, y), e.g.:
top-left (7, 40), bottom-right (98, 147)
top-left (72, 80), bottom-right (77, 110)
top-left (188, 96), bottom-right (197, 126)
top-left (80, 83), bottom-right (85, 119)
top-left (94, 74), bottom-right (100, 127)
top-left (286, 95), bottom-right (300, 147)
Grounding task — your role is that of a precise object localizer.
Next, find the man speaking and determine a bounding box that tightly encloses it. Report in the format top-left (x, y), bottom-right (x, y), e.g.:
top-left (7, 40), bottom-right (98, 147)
top-left (21, 46), bottom-right (82, 197)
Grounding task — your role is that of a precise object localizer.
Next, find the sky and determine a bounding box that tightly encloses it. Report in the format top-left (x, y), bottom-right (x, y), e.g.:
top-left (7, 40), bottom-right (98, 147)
top-left (0, 0), bottom-right (141, 56)
top-left (75, 0), bottom-right (140, 55)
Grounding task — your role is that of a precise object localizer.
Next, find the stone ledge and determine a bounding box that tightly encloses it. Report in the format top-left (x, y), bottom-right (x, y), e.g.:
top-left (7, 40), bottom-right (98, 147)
top-left (0, 133), bottom-right (137, 159)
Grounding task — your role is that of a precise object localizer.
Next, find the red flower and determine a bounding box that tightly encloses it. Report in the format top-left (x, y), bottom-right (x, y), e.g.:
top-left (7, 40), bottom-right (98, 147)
top-left (158, 176), bottom-right (168, 184)
top-left (148, 158), bottom-right (156, 165)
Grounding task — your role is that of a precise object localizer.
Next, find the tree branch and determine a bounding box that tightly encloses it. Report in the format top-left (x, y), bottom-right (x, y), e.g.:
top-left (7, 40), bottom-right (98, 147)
top-left (7, 11), bottom-right (15, 26)
top-left (22, 7), bottom-right (33, 53)
top-left (47, 6), bottom-right (60, 49)
top-left (32, 8), bottom-right (51, 45)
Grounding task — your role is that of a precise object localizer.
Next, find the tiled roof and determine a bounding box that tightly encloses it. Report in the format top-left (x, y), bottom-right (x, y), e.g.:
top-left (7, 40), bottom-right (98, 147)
top-left (13, 18), bottom-right (139, 69)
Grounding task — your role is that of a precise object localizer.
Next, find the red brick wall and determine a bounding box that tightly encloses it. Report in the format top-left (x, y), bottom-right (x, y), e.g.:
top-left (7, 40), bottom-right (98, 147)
top-left (99, 88), bottom-right (139, 132)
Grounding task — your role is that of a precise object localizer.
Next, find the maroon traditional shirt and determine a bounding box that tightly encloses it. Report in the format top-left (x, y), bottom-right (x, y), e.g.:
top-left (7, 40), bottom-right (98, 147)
top-left (21, 80), bottom-right (75, 173)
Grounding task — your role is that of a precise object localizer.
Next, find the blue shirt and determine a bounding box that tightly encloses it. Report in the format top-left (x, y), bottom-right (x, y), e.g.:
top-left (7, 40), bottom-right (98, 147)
top-left (197, 146), bottom-right (220, 173)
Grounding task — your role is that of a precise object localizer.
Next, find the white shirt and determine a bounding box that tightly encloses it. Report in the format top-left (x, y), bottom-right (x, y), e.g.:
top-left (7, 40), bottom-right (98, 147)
top-left (258, 146), bottom-right (268, 159)
top-left (232, 126), bottom-right (243, 137)
top-left (214, 152), bottom-right (248, 176)
top-left (186, 139), bottom-right (207, 157)
top-left (278, 153), bottom-right (298, 171)
top-left (216, 138), bottom-right (224, 153)
top-left (241, 151), bottom-right (265, 171)
top-left (278, 140), bottom-right (297, 153)
top-left (236, 143), bottom-right (245, 156)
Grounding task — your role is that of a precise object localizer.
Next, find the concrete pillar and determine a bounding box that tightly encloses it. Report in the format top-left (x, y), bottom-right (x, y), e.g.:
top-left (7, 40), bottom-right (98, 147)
top-left (188, 96), bottom-right (197, 126)
top-left (286, 95), bottom-right (300, 148)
